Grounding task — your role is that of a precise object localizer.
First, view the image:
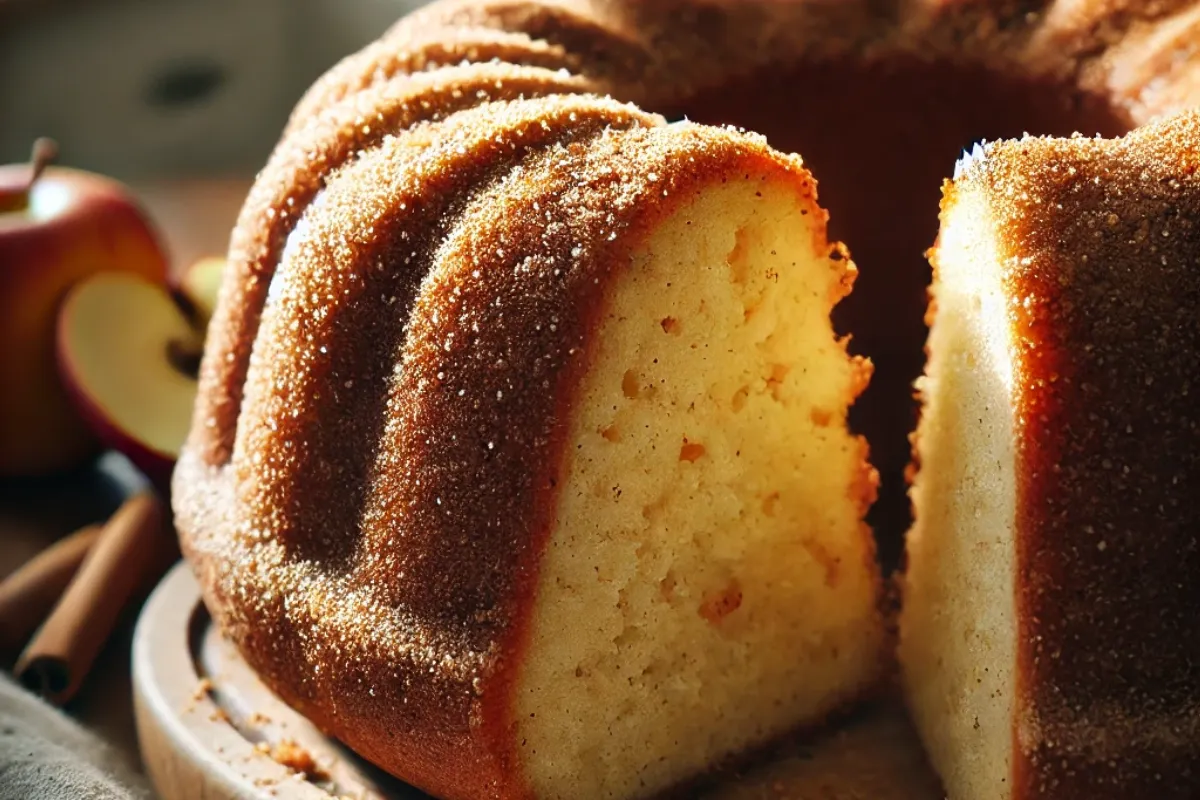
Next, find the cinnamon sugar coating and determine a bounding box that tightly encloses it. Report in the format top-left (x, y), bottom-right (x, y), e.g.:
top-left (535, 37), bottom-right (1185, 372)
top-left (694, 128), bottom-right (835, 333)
top-left (956, 112), bottom-right (1200, 798)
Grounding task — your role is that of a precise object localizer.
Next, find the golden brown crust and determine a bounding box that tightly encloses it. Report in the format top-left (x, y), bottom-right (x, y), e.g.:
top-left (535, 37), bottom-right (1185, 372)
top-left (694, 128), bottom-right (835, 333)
top-left (952, 110), bottom-right (1200, 798)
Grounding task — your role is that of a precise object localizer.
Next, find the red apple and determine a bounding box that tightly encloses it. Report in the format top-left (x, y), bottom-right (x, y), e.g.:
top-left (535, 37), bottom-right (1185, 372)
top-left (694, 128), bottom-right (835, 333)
top-left (0, 140), bottom-right (169, 476)
top-left (56, 273), bottom-right (199, 489)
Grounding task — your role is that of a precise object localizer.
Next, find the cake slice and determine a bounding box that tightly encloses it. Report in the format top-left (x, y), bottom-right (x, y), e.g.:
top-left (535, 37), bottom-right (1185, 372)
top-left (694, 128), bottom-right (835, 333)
top-left (436, 126), bottom-right (886, 799)
top-left (900, 112), bottom-right (1200, 800)
top-left (178, 101), bottom-right (887, 799)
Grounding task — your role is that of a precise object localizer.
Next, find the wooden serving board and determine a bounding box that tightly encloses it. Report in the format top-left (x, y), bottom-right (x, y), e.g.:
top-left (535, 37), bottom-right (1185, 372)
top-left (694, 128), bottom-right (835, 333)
top-left (133, 563), bottom-right (945, 800)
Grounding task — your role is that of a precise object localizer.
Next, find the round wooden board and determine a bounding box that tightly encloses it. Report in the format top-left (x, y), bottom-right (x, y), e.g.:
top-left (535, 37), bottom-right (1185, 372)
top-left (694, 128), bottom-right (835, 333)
top-left (134, 563), bottom-right (945, 800)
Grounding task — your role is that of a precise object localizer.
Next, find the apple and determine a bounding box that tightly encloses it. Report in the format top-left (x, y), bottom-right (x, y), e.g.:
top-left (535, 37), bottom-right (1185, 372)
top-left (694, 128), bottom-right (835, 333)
top-left (0, 139), bottom-right (169, 476)
top-left (172, 255), bottom-right (226, 330)
top-left (56, 273), bottom-right (200, 490)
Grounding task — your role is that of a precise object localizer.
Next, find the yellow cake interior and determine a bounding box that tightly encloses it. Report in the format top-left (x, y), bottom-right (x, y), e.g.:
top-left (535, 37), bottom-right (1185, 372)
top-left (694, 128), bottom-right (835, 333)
top-left (899, 181), bottom-right (1018, 800)
top-left (513, 177), bottom-right (885, 798)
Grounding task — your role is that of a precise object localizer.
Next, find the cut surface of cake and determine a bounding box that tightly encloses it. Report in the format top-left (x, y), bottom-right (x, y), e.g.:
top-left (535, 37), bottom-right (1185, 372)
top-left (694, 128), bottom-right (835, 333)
top-left (505, 141), bottom-right (881, 799)
top-left (901, 112), bottom-right (1200, 800)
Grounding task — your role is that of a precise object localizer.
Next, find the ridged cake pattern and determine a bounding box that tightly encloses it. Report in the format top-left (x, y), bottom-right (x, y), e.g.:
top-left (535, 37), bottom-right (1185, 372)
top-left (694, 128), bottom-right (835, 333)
top-left (196, 63), bottom-right (598, 465)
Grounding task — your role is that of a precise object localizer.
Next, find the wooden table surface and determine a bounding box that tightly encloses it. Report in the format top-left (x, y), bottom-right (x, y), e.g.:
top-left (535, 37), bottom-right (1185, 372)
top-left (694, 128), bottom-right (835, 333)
top-left (0, 176), bottom-right (253, 784)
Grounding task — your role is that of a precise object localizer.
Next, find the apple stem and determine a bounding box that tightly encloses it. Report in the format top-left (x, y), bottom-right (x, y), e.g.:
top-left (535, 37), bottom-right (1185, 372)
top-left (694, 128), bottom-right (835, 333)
top-left (0, 138), bottom-right (59, 215)
top-left (27, 138), bottom-right (58, 193)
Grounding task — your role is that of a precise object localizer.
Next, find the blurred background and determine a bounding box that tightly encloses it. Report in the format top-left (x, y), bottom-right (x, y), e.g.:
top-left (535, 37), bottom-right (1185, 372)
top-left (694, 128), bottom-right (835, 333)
top-left (1, 0), bottom-right (428, 179)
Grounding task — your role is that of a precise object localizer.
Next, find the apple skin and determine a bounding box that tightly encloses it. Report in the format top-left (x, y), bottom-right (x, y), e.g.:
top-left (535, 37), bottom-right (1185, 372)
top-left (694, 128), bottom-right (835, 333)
top-left (0, 164), bottom-right (169, 477)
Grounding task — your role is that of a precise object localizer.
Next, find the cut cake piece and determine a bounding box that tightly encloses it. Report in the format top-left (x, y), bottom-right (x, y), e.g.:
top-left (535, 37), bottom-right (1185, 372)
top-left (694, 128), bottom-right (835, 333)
top-left (901, 112), bottom-right (1200, 800)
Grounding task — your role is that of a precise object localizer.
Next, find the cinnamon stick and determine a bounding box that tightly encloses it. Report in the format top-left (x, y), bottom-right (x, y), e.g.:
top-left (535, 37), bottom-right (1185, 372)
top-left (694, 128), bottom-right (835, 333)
top-left (0, 524), bottom-right (100, 654)
top-left (15, 492), bottom-right (177, 705)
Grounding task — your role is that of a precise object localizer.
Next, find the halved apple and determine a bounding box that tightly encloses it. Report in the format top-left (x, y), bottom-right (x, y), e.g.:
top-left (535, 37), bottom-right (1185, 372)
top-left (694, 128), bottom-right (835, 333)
top-left (57, 273), bottom-right (200, 488)
top-left (173, 255), bottom-right (226, 330)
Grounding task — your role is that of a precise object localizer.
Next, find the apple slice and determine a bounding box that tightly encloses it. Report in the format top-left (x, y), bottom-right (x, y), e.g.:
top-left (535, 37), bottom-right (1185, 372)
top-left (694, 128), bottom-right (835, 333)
top-left (173, 255), bottom-right (226, 330)
top-left (57, 273), bottom-right (200, 488)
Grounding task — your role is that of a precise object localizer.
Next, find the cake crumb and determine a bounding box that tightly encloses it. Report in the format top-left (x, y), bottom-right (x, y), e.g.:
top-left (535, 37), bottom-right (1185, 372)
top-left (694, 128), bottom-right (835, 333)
top-left (192, 678), bottom-right (213, 701)
top-left (183, 677), bottom-right (215, 713)
top-left (269, 739), bottom-right (330, 782)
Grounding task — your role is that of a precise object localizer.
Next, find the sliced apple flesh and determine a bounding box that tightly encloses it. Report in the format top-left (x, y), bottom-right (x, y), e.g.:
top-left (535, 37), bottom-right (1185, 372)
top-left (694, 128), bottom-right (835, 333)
top-left (57, 273), bottom-right (200, 486)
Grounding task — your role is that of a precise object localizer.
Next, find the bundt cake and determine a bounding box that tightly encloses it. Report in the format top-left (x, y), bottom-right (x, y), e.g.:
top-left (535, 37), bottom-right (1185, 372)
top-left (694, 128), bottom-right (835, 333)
top-left (900, 112), bottom-right (1200, 800)
top-left (171, 0), bottom-right (1200, 798)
